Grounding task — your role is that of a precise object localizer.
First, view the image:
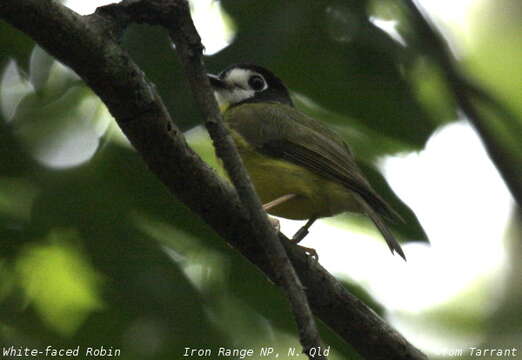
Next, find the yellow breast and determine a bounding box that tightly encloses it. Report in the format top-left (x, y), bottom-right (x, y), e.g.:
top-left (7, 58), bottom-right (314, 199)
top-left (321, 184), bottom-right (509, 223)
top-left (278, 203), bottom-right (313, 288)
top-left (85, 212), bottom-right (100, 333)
top-left (229, 129), bottom-right (360, 220)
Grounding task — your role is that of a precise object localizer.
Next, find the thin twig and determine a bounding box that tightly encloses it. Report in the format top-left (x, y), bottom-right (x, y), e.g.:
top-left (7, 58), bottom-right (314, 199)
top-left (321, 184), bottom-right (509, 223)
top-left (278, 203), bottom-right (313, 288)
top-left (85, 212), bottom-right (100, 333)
top-left (0, 1), bottom-right (428, 358)
top-left (165, 1), bottom-right (325, 357)
top-left (99, 0), bottom-right (327, 357)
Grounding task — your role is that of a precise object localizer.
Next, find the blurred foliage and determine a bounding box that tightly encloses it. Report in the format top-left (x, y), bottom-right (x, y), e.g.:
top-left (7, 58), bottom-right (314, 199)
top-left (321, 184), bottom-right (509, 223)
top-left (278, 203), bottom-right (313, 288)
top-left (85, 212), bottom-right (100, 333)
top-left (0, 22), bottom-right (34, 74)
top-left (15, 229), bottom-right (105, 336)
top-left (465, 1), bottom-right (522, 118)
top-left (1, 0), bottom-right (521, 359)
top-left (214, 1), bottom-right (444, 147)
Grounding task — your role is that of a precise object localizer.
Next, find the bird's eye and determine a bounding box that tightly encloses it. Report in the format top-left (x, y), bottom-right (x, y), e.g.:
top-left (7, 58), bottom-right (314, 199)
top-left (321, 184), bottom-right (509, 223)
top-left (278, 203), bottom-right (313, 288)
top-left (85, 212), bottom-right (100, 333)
top-left (248, 75), bottom-right (266, 91)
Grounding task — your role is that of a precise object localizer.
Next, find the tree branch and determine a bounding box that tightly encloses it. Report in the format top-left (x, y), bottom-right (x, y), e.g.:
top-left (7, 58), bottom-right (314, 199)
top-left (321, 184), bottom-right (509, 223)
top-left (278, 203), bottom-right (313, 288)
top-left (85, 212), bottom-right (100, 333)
top-left (170, 11), bottom-right (327, 360)
top-left (0, 1), bottom-right (427, 359)
top-left (403, 0), bottom-right (522, 207)
top-left (95, 1), bottom-right (325, 358)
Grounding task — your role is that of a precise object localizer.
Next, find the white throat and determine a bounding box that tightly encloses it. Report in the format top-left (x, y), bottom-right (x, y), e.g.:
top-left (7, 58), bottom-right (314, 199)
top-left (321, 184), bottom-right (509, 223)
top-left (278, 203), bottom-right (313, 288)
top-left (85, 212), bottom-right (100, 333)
top-left (213, 68), bottom-right (258, 108)
top-left (214, 88), bottom-right (255, 108)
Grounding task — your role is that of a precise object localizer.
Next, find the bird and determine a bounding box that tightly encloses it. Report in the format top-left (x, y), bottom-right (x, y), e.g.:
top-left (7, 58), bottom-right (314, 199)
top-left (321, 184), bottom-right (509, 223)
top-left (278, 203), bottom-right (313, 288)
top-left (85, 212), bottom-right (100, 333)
top-left (208, 64), bottom-right (406, 260)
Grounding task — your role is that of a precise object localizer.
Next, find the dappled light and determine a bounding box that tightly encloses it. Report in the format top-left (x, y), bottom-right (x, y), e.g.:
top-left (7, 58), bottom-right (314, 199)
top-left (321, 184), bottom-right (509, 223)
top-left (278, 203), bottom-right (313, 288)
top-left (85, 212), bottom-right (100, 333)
top-left (15, 229), bottom-right (105, 336)
top-left (1, 0), bottom-right (520, 358)
top-left (1, 47), bottom-right (112, 168)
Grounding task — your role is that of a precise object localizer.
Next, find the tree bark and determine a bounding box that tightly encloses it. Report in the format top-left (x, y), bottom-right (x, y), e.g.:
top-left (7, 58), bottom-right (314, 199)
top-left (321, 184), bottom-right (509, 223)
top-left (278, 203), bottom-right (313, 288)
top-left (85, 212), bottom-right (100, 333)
top-left (0, 1), bottom-right (427, 359)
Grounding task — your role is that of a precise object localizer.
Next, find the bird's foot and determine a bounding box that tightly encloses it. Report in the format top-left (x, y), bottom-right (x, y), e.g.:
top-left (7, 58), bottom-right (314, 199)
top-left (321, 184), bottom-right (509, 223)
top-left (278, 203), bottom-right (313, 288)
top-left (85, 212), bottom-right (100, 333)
top-left (268, 216), bottom-right (280, 232)
top-left (297, 245), bottom-right (319, 262)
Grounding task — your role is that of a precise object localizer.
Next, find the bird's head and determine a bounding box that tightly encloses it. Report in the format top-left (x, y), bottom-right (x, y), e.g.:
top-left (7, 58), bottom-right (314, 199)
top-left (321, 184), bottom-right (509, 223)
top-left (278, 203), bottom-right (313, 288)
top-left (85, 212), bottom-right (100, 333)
top-left (208, 64), bottom-right (293, 112)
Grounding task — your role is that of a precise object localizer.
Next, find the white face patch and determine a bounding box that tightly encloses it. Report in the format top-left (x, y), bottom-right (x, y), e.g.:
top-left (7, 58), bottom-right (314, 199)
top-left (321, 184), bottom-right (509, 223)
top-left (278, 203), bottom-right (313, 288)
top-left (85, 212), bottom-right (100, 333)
top-left (213, 68), bottom-right (267, 108)
top-left (214, 87), bottom-right (255, 108)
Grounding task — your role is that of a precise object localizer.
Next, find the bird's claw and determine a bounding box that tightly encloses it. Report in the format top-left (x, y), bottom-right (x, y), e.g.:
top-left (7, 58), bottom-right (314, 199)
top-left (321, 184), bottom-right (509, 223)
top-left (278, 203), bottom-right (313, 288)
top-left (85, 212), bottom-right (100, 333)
top-left (268, 216), bottom-right (281, 232)
top-left (297, 245), bottom-right (318, 263)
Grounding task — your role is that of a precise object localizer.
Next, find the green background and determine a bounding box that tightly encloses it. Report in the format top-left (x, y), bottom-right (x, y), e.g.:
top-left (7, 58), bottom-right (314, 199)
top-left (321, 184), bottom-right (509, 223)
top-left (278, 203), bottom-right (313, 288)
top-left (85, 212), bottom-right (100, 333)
top-left (1, 0), bottom-right (520, 359)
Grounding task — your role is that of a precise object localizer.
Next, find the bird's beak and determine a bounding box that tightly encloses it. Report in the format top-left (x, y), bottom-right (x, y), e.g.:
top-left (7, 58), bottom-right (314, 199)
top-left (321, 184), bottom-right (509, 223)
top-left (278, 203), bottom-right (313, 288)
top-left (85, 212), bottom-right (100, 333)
top-left (208, 73), bottom-right (226, 89)
top-left (208, 73), bottom-right (230, 112)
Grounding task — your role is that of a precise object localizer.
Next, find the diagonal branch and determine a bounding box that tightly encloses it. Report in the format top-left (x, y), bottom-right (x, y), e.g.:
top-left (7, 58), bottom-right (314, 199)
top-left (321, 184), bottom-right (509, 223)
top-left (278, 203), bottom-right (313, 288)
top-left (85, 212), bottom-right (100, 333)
top-left (170, 11), bottom-right (326, 360)
top-left (0, 1), bottom-right (427, 359)
top-left (403, 0), bottom-right (522, 206)
top-left (95, 0), bottom-right (325, 357)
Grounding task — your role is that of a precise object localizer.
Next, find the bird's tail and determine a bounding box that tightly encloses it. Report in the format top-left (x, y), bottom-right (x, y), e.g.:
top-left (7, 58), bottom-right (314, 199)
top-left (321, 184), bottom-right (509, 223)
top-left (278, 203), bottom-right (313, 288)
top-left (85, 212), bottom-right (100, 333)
top-left (355, 195), bottom-right (406, 261)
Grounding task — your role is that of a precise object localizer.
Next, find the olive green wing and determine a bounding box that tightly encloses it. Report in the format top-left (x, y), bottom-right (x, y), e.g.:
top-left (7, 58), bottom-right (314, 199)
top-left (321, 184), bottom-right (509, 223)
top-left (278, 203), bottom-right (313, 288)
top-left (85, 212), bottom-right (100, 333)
top-left (225, 103), bottom-right (401, 222)
top-left (226, 103), bottom-right (406, 259)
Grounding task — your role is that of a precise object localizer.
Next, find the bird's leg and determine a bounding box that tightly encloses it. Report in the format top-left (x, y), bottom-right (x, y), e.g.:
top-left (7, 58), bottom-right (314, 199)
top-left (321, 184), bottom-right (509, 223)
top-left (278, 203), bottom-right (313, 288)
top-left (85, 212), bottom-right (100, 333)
top-left (262, 193), bottom-right (296, 212)
top-left (292, 217), bottom-right (319, 261)
top-left (262, 196), bottom-right (318, 260)
top-left (292, 217), bottom-right (317, 243)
